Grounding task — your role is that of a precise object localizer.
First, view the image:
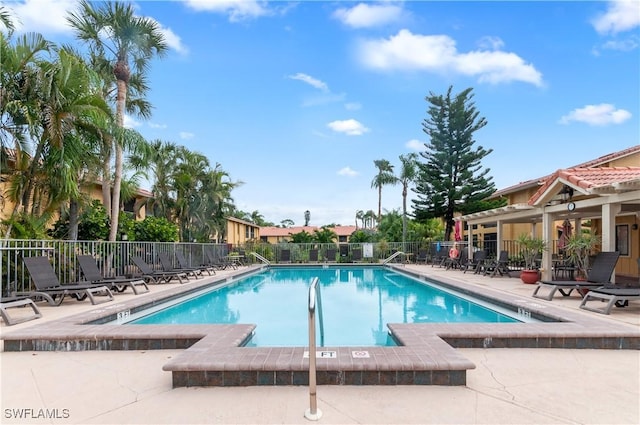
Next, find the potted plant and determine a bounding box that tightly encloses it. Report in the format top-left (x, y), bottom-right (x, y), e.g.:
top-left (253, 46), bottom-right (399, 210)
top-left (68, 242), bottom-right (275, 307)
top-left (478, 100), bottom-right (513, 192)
top-left (517, 233), bottom-right (548, 284)
top-left (564, 232), bottom-right (599, 280)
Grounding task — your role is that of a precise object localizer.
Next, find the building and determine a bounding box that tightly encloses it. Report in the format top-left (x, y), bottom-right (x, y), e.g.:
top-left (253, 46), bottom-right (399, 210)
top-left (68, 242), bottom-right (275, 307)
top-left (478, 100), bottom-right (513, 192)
top-left (259, 225), bottom-right (358, 244)
top-left (457, 145), bottom-right (640, 282)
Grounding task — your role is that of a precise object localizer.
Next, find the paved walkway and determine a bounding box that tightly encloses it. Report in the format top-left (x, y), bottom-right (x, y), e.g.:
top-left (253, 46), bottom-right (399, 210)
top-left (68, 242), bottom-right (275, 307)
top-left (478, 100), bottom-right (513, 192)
top-left (1, 265), bottom-right (639, 424)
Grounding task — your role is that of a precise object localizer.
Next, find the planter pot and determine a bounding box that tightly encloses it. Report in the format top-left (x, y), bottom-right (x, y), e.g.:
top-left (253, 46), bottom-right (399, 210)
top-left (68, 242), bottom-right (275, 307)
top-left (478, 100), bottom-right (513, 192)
top-left (520, 269), bottom-right (540, 284)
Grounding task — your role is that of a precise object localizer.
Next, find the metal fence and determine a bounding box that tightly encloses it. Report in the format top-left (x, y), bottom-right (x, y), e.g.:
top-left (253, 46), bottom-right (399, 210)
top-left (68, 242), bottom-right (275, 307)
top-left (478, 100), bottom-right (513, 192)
top-left (1, 238), bottom-right (564, 297)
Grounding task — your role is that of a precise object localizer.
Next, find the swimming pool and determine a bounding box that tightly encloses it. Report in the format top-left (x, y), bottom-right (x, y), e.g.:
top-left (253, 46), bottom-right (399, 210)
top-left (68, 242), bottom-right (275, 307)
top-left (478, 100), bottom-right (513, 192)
top-left (126, 266), bottom-right (524, 347)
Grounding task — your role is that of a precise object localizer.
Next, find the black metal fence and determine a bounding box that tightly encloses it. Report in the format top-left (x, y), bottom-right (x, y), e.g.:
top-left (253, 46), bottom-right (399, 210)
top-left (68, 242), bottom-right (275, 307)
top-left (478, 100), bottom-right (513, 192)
top-left (1, 238), bottom-right (564, 296)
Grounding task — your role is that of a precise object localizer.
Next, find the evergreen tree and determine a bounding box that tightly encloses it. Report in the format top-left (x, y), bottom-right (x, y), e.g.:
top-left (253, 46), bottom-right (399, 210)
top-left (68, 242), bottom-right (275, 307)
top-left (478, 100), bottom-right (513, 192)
top-left (412, 86), bottom-right (495, 241)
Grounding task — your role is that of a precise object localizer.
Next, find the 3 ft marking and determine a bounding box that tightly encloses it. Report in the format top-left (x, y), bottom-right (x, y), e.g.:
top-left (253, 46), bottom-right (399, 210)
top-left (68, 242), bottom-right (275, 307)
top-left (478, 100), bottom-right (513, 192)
top-left (117, 310), bottom-right (130, 321)
top-left (517, 307), bottom-right (531, 318)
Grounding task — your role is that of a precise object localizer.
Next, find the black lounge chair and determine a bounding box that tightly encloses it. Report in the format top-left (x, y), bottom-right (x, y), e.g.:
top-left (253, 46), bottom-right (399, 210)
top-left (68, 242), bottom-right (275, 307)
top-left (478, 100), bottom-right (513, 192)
top-left (483, 250), bottom-right (511, 277)
top-left (308, 249), bottom-right (319, 262)
top-left (205, 251), bottom-right (236, 270)
top-left (1, 296), bottom-right (42, 325)
top-left (463, 250), bottom-right (487, 274)
top-left (532, 251), bottom-right (620, 301)
top-left (352, 248), bottom-right (363, 262)
top-left (157, 252), bottom-right (201, 279)
top-left (324, 248), bottom-right (337, 262)
top-left (77, 255), bottom-right (149, 295)
top-left (278, 249), bottom-right (291, 263)
top-left (131, 256), bottom-right (188, 284)
top-left (15, 256), bottom-right (113, 306)
top-left (444, 249), bottom-right (467, 270)
top-left (176, 251), bottom-right (215, 276)
top-left (579, 286), bottom-right (640, 314)
top-left (415, 249), bottom-right (428, 264)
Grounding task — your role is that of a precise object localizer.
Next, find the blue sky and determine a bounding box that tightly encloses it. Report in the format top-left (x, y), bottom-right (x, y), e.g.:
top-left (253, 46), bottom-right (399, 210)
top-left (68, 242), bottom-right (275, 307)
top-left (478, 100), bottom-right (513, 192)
top-left (3, 0), bottom-right (639, 226)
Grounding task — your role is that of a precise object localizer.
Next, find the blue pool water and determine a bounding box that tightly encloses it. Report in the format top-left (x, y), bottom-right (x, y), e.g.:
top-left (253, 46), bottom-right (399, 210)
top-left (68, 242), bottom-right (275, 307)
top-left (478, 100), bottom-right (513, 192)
top-left (128, 267), bottom-right (520, 347)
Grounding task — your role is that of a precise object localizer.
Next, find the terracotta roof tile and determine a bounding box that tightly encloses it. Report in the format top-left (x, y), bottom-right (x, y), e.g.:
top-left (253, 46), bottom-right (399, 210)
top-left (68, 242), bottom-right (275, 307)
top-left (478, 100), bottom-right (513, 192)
top-left (491, 145), bottom-right (640, 198)
top-left (528, 167), bottom-right (640, 205)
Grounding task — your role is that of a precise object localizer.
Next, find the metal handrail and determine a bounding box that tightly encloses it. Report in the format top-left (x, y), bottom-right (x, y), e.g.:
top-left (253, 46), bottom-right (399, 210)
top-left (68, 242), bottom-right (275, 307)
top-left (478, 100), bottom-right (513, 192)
top-left (304, 277), bottom-right (323, 421)
top-left (382, 251), bottom-right (405, 264)
top-left (249, 252), bottom-right (271, 265)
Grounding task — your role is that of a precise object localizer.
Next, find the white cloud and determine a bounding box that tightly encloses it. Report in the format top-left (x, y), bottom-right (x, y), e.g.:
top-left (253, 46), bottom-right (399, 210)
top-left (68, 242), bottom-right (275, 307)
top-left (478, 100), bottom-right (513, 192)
top-left (333, 2), bottom-right (404, 28)
top-left (477, 36), bottom-right (505, 51)
top-left (288, 73), bottom-right (329, 91)
top-left (179, 131), bottom-right (195, 139)
top-left (405, 139), bottom-right (424, 151)
top-left (123, 115), bottom-right (141, 129)
top-left (358, 29), bottom-right (543, 87)
top-left (3, 0), bottom-right (76, 34)
top-left (149, 122), bottom-right (168, 129)
top-left (151, 19), bottom-right (188, 55)
top-left (559, 104), bottom-right (632, 126)
top-left (337, 166), bottom-right (359, 177)
top-left (593, 35), bottom-right (639, 55)
top-left (183, 0), bottom-right (268, 22)
top-left (344, 102), bottom-right (362, 111)
top-left (327, 119), bottom-right (370, 136)
top-left (592, 0), bottom-right (640, 35)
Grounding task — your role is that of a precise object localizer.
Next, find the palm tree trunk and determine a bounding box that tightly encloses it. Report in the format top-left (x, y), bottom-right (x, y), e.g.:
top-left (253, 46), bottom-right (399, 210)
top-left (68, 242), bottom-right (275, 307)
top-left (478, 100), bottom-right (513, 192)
top-left (68, 199), bottom-right (79, 240)
top-left (109, 78), bottom-right (127, 242)
top-left (402, 185), bottom-right (407, 245)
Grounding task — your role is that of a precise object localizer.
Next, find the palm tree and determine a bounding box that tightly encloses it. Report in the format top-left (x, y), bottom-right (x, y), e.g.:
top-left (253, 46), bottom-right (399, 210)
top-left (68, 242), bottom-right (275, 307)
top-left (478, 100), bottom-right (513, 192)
top-left (398, 153), bottom-right (418, 245)
top-left (371, 159), bottom-right (398, 222)
top-left (355, 210), bottom-right (364, 229)
top-left (67, 0), bottom-right (168, 241)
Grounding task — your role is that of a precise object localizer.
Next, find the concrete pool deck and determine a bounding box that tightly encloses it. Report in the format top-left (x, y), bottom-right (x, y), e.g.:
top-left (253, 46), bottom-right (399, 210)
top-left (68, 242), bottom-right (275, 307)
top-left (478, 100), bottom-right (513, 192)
top-left (1, 264), bottom-right (639, 423)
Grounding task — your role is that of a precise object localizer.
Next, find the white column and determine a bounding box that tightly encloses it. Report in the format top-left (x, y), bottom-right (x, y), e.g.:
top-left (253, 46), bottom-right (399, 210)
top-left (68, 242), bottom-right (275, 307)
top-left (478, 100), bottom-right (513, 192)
top-left (496, 220), bottom-right (502, 254)
top-left (541, 210), bottom-right (554, 281)
top-left (601, 202), bottom-right (620, 252)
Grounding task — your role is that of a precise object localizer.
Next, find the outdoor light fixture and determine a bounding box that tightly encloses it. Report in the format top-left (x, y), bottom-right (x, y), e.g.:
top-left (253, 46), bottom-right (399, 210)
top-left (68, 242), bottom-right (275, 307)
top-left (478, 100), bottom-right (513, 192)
top-left (559, 185), bottom-right (574, 202)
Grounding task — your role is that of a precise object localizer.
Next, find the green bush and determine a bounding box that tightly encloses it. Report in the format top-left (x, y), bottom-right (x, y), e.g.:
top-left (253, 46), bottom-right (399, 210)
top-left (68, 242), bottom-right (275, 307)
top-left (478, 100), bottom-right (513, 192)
top-left (134, 216), bottom-right (179, 242)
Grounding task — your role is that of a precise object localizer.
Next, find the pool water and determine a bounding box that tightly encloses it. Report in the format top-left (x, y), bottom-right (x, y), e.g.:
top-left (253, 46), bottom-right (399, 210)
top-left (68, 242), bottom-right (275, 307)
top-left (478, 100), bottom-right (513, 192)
top-left (129, 267), bottom-right (520, 347)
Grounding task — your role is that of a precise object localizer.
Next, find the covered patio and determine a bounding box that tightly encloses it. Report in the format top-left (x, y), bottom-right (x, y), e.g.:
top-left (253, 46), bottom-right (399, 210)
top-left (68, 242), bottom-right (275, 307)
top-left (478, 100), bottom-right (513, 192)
top-left (457, 167), bottom-right (640, 282)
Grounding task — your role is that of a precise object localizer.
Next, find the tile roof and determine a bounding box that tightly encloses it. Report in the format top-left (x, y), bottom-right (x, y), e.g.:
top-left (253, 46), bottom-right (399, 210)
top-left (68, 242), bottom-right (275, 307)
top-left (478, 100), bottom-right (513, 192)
top-left (490, 144), bottom-right (640, 198)
top-left (528, 167), bottom-right (640, 205)
top-left (259, 225), bottom-right (358, 237)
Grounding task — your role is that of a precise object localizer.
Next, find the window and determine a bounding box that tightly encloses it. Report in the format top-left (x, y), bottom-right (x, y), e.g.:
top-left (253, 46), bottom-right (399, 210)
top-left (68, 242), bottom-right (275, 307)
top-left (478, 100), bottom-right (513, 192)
top-left (615, 224), bottom-right (629, 256)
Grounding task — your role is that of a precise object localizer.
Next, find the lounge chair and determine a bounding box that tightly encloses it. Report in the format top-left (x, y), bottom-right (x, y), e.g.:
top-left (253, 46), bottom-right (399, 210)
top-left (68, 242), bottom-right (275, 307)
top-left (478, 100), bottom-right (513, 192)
top-left (131, 256), bottom-right (188, 284)
top-left (0, 296), bottom-right (42, 325)
top-left (308, 249), bottom-right (319, 263)
top-left (463, 250), bottom-right (487, 274)
top-left (579, 286), bottom-right (640, 314)
top-left (278, 249), bottom-right (291, 263)
top-left (324, 248), bottom-right (337, 263)
top-left (444, 249), bottom-right (467, 270)
top-left (352, 248), bottom-right (363, 262)
top-left (532, 251), bottom-right (620, 301)
top-left (205, 251), bottom-right (236, 270)
top-left (77, 255), bottom-right (149, 295)
top-left (483, 251), bottom-right (511, 277)
top-left (175, 251), bottom-right (215, 276)
top-left (15, 256), bottom-right (113, 306)
top-left (415, 249), bottom-right (429, 264)
top-left (158, 252), bottom-right (201, 279)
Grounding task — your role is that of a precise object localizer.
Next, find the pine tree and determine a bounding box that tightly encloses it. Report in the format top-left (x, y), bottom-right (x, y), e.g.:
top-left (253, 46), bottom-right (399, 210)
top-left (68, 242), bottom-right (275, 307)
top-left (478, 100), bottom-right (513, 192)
top-left (412, 86), bottom-right (496, 241)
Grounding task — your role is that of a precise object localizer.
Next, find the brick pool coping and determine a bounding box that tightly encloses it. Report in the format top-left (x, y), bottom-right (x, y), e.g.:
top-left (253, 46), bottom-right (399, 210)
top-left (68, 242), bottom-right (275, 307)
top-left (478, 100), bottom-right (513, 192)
top-left (2, 264), bottom-right (638, 387)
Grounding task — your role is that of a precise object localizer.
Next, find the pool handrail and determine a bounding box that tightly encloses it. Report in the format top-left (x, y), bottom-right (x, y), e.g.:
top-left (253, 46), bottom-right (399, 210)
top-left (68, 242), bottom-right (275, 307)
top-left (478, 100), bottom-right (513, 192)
top-left (382, 251), bottom-right (405, 264)
top-left (249, 252), bottom-right (271, 265)
top-left (305, 277), bottom-right (323, 421)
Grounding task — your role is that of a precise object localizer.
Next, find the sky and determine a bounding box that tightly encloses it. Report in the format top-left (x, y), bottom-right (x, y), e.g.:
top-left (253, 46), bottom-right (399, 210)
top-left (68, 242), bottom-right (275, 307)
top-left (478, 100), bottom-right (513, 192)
top-left (2, 0), bottom-right (639, 227)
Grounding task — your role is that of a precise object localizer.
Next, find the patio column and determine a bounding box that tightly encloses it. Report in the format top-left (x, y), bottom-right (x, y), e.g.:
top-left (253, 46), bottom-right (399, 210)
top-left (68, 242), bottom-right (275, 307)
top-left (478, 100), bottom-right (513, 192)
top-left (601, 202), bottom-right (620, 252)
top-left (496, 219), bottom-right (503, 254)
top-left (541, 209), bottom-right (554, 281)
top-left (602, 202), bottom-right (620, 284)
